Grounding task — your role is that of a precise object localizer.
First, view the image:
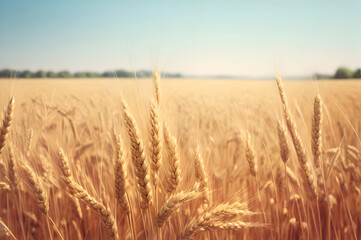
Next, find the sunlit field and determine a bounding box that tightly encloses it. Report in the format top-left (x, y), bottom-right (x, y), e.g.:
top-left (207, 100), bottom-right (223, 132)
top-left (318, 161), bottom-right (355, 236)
top-left (0, 77), bottom-right (360, 239)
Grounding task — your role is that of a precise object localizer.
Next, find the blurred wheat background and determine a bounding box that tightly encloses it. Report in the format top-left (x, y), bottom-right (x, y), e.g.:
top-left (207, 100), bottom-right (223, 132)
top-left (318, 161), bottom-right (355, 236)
top-left (0, 75), bottom-right (360, 239)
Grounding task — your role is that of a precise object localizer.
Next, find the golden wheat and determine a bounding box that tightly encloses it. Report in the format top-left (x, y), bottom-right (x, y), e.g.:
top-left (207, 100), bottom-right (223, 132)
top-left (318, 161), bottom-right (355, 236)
top-left (1, 74), bottom-right (360, 239)
top-left (149, 99), bottom-right (162, 187)
top-left (182, 202), bottom-right (255, 239)
top-left (114, 135), bottom-right (130, 213)
top-left (163, 122), bottom-right (181, 194)
top-left (22, 162), bottom-right (49, 215)
top-left (0, 97), bottom-right (14, 155)
top-left (8, 147), bottom-right (18, 191)
top-left (276, 74), bottom-right (317, 199)
top-left (121, 98), bottom-right (152, 209)
top-left (245, 133), bottom-right (257, 177)
top-left (157, 190), bottom-right (200, 227)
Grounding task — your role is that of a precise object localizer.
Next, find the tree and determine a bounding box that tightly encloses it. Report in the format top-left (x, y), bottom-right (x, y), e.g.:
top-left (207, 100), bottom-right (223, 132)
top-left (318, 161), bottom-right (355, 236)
top-left (20, 70), bottom-right (32, 78)
top-left (353, 69), bottom-right (361, 78)
top-left (58, 71), bottom-right (73, 78)
top-left (86, 72), bottom-right (101, 78)
top-left (334, 67), bottom-right (353, 79)
top-left (102, 71), bottom-right (114, 77)
top-left (115, 70), bottom-right (132, 77)
top-left (35, 70), bottom-right (47, 78)
top-left (47, 71), bottom-right (58, 78)
top-left (0, 69), bottom-right (13, 78)
top-left (74, 72), bottom-right (87, 78)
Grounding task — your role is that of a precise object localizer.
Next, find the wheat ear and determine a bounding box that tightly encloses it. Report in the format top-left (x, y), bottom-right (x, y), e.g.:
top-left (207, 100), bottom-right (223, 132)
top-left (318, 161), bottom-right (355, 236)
top-left (0, 161), bottom-right (5, 177)
top-left (277, 120), bottom-right (291, 199)
top-left (347, 145), bottom-right (359, 158)
top-left (149, 99), bottom-right (162, 187)
top-left (58, 148), bottom-right (72, 185)
top-left (209, 221), bottom-right (252, 230)
top-left (153, 70), bottom-right (161, 105)
top-left (346, 146), bottom-right (359, 165)
top-left (311, 95), bottom-right (322, 169)
top-left (194, 147), bottom-right (208, 193)
top-left (8, 147), bottom-right (18, 191)
top-left (311, 95), bottom-right (325, 199)
top-left (245, 133), bottom-right (257, 177)
top-left (163, 122), bottom-right (181, 193)
top-left (114, 135), bottom-right (130, 213)
top-left (0, 97), bottom-right (15, 155)
top-left (245, 132), bottom-right (267, 222)
top-left (286, 167), bottom-right (300, 189)
top-left (275, 74), bottom-right (317, 199)
top-left (182, 202), bottom-right (255, 239)
top-left (39, 154), bottom-right (51, 183)
top-left (68, 193), bottom-right (83, 219)
top-left (22, 163), bottom-right (49, 215)
top-left (0, 181), bottom-right (11, 191)
top-left (157, 190), bottom-right (201, 227)
top-left (26, 129), bottom-right (34, 157)
top-left (277, 121), bottom-right (290, 164)
top-left (68, 181), bottom-right (119, 239)
top-left (121, 98), bottom-right (152, 209)
top-left (58, 148), bottom-right (118, 239)
top-left (57, 148), bottom-right (83, 219)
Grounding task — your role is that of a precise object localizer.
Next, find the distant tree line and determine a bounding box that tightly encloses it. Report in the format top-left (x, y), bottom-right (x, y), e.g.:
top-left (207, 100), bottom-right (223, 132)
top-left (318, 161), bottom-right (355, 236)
top-left (0, 69), bottom-right (182, 79)
top-left (313, 67), bottom-right (361, 80)
top-left (333, 67), bottom-right (361, 79)
top-left (1, 67), bottom-right (360, 79)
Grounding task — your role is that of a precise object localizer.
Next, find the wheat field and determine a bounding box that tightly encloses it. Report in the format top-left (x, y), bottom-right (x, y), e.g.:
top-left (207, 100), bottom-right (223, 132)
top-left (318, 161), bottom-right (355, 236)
top-left (0, 76), bottom-right (360, 239)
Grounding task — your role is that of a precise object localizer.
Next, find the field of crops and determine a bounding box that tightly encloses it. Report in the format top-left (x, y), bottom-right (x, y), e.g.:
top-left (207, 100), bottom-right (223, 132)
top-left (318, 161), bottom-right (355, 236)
top-left (0, 76), bottom-right (360, 239)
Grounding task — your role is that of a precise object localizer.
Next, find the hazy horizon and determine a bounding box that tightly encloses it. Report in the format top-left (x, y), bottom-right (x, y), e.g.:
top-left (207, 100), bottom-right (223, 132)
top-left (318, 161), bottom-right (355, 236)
top-left (1, 1), bottom-right (360, 78)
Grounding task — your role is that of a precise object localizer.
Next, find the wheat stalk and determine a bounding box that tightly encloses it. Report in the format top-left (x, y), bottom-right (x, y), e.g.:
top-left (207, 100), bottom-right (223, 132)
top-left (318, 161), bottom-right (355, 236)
top-left (72, 220), bottom-right (82, 240)
top-left (0, 219), bottom-right (16, 239)
top-left (275, 74), bottom-right (317, 199)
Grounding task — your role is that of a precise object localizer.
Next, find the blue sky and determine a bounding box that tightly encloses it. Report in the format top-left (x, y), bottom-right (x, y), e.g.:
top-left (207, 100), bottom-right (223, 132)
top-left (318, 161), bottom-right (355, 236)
top-left (0, 1), bottom-right (360, 77)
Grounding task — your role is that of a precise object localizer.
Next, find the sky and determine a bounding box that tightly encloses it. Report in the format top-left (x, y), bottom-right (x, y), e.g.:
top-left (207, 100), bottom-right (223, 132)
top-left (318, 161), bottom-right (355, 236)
top-left (0, 1), bottom-right (360, 77)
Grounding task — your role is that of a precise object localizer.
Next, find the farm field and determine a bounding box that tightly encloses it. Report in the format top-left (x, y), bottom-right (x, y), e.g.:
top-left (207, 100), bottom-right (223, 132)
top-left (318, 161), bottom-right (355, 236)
top-left (0, 77), bottom-right (361, 239)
